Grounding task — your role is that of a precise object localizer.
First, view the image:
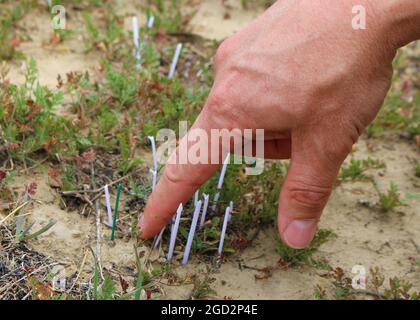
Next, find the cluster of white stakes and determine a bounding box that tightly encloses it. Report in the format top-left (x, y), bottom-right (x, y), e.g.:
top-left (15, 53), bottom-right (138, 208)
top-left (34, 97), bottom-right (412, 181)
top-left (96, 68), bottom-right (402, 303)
top-left (100, 15), bottom-right (184, 236)
top-left (132, 14), bottom-right (183, 78)
top-left (131, 16), bottom-right (230, 266)
top-left (147, 136), bottom-right (233, 267)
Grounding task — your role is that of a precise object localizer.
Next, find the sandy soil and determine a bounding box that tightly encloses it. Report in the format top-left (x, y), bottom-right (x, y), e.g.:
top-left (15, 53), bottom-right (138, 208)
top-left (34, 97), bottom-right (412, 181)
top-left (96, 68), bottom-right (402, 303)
top-left (7, 132), bottom-right (418, 299)
top-left (2, 0), bottom-right (419, 300)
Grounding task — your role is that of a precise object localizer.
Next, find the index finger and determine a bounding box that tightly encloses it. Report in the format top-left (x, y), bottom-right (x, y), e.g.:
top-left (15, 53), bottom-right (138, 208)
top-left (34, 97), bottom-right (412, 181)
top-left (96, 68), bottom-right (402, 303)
top-left (138, 109), bottom-right (228, 239)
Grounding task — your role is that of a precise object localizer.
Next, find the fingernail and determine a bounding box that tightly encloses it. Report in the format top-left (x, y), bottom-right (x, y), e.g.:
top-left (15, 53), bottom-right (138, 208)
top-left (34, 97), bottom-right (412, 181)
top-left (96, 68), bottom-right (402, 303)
top-left (138, 215), bottom-right (145, 233)
top-left (283, 219), bottom-right (318, 249)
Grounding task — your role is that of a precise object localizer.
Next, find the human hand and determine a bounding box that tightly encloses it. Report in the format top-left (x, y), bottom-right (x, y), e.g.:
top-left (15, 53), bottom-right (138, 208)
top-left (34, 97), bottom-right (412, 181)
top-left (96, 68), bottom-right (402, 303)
top-left (139, 0), bottom-right (419, 248)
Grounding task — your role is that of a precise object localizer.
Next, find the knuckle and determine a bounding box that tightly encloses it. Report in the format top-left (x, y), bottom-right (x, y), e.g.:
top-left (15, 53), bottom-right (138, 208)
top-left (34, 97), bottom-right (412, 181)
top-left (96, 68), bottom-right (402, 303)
top-left (163, 164), bottom-right (183, 186)
top-left (215, 38), bottom-right (233, 66)
top-left (163, 164), bottom-right (202, 190)
top-left (285, 180), bottom-right (332, 211)
top-left (205, 83), bottom-right (236, 121)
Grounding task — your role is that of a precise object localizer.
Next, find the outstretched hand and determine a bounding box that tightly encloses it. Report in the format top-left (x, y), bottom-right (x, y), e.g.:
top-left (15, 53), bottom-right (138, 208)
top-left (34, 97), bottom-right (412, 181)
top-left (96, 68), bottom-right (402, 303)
top-left (139, 0), bottom-right (418, 248)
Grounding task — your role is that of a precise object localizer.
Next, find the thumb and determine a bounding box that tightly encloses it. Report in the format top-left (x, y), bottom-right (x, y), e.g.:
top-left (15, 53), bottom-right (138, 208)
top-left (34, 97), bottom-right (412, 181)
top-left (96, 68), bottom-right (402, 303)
top-left (278, 127), bottom-right (353, 249)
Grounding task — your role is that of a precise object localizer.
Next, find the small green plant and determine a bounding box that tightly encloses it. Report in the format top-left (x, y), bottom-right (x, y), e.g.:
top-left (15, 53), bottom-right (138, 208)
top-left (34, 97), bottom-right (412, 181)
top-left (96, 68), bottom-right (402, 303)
top-left (340, 159), bottom-right (364, 180)
top-left (104, 62), bottom-right (138, 108)
top-left (369, 58), bottom-right (420, 138)
top-left (379, 182), bottom-right (402, 212)
top-left (117, 130), bottom-right (141, 175)
top-left (0, 2), bottom-right (29, 60)
top-left (313, 284), bottom-right (327, 300)
top-left (190, 275), bottom-right (217, 300)
top-left (0, 59), bottom-right (84, 163)
top-left (415, 162), bottom-right (420, 178)
top-left (94, 272), bottom-right (117, 300)
top-left (370, 267), bottom-right (419, 300)
top-left (331, 267), bottom-right (352, 300)
top-left (276, 229), bottom-right (335, 267)
top-left (149, 0), bottom-right (187, 33)
top-left (14, 185), bottom-right (56, 242)
top-left (384, 277), bottom-right (419, 300)
top-left (82, 9), bottom-right (126, 59)
top-left (340, 158), bottom-right (385, 181)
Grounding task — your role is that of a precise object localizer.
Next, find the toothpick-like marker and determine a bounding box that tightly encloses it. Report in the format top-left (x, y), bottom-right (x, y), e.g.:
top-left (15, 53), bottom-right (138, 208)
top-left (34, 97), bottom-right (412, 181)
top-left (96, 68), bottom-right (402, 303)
top-left (182, 200), bottom-right (202, 267)
top-left (211, 154), bottom-right (230, 212)
top-left (228, 201), bottom-right (234, 222)
top-left (104, 184), bottom-right (113, 226)
top-left (218, 154), bottom-right (230, 189)
top-left (168, 43), bottom-right (183, 80)
top-left (211, 192), bottom-right (220, 213)
top-left (194, 191), bottom-right (199, 207)
top-left (150, 168), bottom-right (162, 249)
top-left (148, 136), bottom-right (158, 172)
top-left (153, 227), bottom-right (165, 250)
top-left (150, 169), bottom-right (157, 192)
top-left (111, 183), bottom-right (121, 241)
top-left (167, 204), bottom-right (183, 261)
top-left (147, 15), bottom-right (155, 29)
top-left (218, 206), bottom-right (231, 258)
top-left (199, 194), bottom-right (210, 229)
top-left (132, 16), bottom-right (141, 69)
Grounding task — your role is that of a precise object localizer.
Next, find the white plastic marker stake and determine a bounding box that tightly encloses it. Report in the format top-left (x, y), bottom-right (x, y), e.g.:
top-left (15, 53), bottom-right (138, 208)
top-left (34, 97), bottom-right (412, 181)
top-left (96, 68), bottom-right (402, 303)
top-left (153, 226), bottom-right (165, 250)
top-left (104, 185), bottom-right (113, 226)
top-left (132, 16), bottom-right (141, 69)
top-left (168, 43), bottom-right (183, 79)
top-left (199, 194), bottom-right (210, 229)
top-left (147, 15), bottom-right (155, 29)
top-left (194, 191), bottom-right (199, 207)
top-left (150, 169), bottom-right (157, 191)
top-left (218, 206), bottom-right (231, 258)
top-left (167, 204), bottom-right (183, 261)
top-left (228, 201), bottom-right (234, 222)
top-left (211, 154), bottom-right (230, 212)
top-left (149, 135), bottom-right (160, 249)
top-left (150, 168), bottom-right (160, 249)
top-left (148, 136), bottom-right (158, 172)
top-left (218, 154), bottom-right (230, 190)
top-left (182, 200), bottom-right (202, 267)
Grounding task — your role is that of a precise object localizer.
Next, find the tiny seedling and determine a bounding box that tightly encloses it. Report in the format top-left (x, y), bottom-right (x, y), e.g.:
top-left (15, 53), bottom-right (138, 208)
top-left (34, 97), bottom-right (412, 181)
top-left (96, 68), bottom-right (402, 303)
top-left (331, 267), bottom-right (352, 300)
top-left (379, 182), bottom-right (402, 212)
top-left (168, 43), bottom-right (183, 79)
top-left (276, 229), bottom-right (335, 267)
top-left (14, 190), bottom-right (56, 242)
top-left (182, 200), bottom-right (202, 266)
top-left (340, 158), bottom-right (385, 181)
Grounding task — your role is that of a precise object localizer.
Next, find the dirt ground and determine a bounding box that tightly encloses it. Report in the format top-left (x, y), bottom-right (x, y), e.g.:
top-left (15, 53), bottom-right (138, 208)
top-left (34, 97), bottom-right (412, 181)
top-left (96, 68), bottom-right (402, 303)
top-left (1, 0), bottom-right (419, 300)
